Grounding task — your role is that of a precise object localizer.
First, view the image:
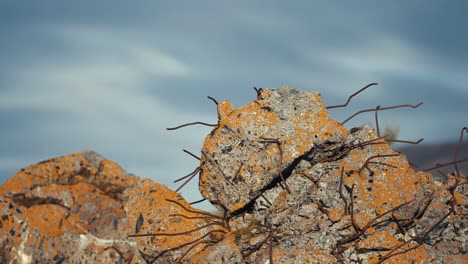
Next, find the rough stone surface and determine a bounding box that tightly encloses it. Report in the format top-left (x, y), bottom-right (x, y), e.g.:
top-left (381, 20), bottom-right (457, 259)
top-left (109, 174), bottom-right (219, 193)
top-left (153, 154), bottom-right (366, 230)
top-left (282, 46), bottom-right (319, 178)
top-left (125, 87), bottom-right (466, 263)
top-left (199, 87), bottom-right (347, 213)
top-left (0, 151), bottom-right (144, 263)
top-left (123, 179), bottom-right (229, 263)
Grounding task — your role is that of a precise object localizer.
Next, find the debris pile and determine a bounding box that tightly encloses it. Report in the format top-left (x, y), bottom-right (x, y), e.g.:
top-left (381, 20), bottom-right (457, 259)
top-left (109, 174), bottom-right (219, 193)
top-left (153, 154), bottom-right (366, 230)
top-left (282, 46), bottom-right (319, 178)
top-left (0, 86), bottom-right (465, 263)
top-left (125, 86), bottom-right (467, 263)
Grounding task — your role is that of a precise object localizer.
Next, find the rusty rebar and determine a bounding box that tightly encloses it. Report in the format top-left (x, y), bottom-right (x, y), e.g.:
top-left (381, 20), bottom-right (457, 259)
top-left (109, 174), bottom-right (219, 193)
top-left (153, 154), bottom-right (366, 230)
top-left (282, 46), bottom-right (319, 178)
top-left (358, 153), bottom-right (400, 174)
top-left (377, 208), bottom-right (453, 264)
top-left (374, 105), bottom-right (381, 136)
top-left (318, 135), bottom-right (389, 164)
top-left (339, 197), bottom-right (415, 245)
top-left (168, 213), bottom-right (213, 221)
top-left (183, 149), bottom-right (201, 160)
top-left (174, 167), bottom-right (201, 183)
top-left (387, 138), bottom-right (424, 144)
top-left (190, 198), bottom-right (206, 205)
top-left (341, 102), bottom-right (423, 125)
top-left (259, 137), bottom-right (291, 193)
top-left (423, 158), bottom-right (468, 173)
top-left (327, 83), bottom-right (379, 109)
top-left (167, 121), bottom-right (218, 130)
top-left (165, 198), bottom-right (224, 220)
top-left (253, 86), bottom-right (264, 100)
top-left (453, 127), bottom-right (467, 176)
top-left (231, 163), bottom-right (243, 183)
top-left (338, 167), bottom-right (349, 215)
top-left (175, 171), bottom-right (199, 193)
top-left (399, 191), bottom-right (435, 228)
top-left (207, 96), bottom-right (218, 105)
top-left (374, 104), bottom-right (424, 145)
top-left (128, 221), bottom-right (226, 238)
top-left (178, 239), bottom-right (218, 262)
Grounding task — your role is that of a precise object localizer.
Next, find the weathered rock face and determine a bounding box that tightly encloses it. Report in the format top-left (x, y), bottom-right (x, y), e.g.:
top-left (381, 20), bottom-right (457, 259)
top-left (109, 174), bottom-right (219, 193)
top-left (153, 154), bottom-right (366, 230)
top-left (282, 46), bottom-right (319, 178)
top-left (125, 86), bottom-right (467, 263)
top-left (0, 151), bottom-right (145, 263)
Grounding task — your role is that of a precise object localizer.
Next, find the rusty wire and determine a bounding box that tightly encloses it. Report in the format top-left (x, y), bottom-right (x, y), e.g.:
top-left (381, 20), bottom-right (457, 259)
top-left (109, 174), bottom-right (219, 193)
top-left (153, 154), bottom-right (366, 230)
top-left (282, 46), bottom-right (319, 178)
top-left (339, 197), bottom-right (415, 245)
top-left (167, 121), bottom-right (218, 130)
top-left (259, 137), bottom-right (291, 193)
top-left (358, 153), bottom-right (400, 174)
top-left (377, 208), bottom-right (453, 264)
top-left (327, 83), bottom-right (379, 109)
top-left (374, 104), bottom-right (424, 145)
top-left (453, 127), bottom-right (467, 176)
top-left (342, 102), bottom-right (423, 125)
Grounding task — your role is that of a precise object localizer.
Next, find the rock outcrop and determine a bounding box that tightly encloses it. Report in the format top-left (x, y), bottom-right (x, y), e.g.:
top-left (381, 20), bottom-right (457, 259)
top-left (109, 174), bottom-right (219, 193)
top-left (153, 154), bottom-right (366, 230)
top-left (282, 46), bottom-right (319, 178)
top-left (0, 151), bottom-right (145, 263)
top-left (125, 86), bottom-right (467, 263)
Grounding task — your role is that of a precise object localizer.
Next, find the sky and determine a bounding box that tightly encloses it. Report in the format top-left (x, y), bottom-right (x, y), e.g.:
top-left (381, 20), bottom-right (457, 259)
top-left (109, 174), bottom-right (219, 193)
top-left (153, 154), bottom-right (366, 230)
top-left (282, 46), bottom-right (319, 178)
top-left (0, 1), bottom-right (467, 210)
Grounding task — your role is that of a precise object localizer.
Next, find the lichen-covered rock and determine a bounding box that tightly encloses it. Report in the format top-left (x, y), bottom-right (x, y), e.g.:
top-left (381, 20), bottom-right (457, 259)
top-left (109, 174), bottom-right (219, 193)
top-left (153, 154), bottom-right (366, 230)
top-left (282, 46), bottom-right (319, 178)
top-left (126, 86), bottom-right (466, 263)
top-left (199, 87), bottom-right (347, 213)
top-left (0, 151), bottom-right (144, 263)
top-left (123, 178), bottom-right (229, 263)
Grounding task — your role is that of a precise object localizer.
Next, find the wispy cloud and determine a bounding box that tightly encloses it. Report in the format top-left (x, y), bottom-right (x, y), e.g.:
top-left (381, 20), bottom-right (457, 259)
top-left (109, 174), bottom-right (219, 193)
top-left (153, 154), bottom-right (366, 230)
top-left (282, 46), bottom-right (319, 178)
top-left (0, 25), bottom-right (214, 204)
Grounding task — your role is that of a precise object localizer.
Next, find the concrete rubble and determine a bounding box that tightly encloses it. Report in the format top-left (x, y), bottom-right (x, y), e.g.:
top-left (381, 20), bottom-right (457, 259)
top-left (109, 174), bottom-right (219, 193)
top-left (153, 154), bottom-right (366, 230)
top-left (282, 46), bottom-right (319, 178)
top-left (0, 151), bottom-right (145, 263)
top-left (125, 86), bottom-right (467, 263)
top-left (1, 87), bottom-right (465, 263)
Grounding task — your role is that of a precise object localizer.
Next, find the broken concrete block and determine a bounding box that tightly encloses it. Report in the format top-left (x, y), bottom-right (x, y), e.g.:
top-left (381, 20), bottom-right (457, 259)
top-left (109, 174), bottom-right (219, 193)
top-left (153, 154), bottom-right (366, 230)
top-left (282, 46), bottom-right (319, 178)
top-left (0, 151), bottom-right (143, 263)
top-left (199, 87), bottom-right (347, 213)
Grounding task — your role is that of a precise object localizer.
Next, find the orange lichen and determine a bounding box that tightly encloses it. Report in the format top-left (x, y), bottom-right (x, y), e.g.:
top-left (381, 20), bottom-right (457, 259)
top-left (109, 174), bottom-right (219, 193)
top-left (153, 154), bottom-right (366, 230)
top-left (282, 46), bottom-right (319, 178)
top-left (124, 179), bottom-right (228, 258)
top-left (367, 244), bottom-right (431, 264)
top-left (358, 229), bottom-right (399, 250)
top-left (327, 207), bottom-right (344, 222)
top-left (230, 201), bottom-right (246, 212)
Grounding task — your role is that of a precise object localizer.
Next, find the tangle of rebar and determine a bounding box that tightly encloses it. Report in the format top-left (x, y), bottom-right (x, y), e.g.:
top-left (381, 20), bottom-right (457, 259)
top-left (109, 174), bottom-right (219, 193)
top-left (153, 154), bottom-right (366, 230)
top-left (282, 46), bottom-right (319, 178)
top-left (374, 104), bottom-right (424, 145)
top-left (327, 83), bottom-right (379, 109)
top-left (166, 231), bottom-right (225, 262)
top-left (128, 198), bottom-right (229, 262)
top-left (170, 149), bottom-right (203, 192)
top-left (377, 208), bottom-right (453, 264)
top-left (318, 135), bottom-right (389, 164)
top-left (341, 102), bottom-right (423, 125)
top-left (243, 223), bottom-right (278, 264)
top-left (339, 197), bottom-right (415, 245)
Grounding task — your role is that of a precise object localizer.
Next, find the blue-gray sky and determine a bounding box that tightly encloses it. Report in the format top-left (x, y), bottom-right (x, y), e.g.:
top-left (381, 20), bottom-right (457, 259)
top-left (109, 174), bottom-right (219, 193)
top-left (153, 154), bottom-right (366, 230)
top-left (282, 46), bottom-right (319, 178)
top-left (1, 1), bottom-right (467, 209)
